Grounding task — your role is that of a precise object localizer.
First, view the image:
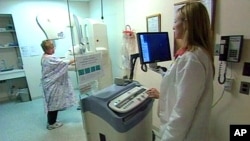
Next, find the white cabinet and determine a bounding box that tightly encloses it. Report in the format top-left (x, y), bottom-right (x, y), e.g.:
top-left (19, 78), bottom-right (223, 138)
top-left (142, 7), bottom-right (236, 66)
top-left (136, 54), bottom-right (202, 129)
top-left (0, 14), bottom-right (30, 101)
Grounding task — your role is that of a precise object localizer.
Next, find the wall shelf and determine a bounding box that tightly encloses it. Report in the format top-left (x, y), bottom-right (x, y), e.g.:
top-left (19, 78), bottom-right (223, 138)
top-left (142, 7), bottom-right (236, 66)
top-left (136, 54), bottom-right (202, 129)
top-left (0, 46), bottom-right (19, 48)
top-left (0, 30), bottom-right (15, 33)
top-left (0, 69), bottom-right (26, 81)
top-left (0, 14), bottom-right (22, 69)
top-left (0, 14), bottom-right (29, 101)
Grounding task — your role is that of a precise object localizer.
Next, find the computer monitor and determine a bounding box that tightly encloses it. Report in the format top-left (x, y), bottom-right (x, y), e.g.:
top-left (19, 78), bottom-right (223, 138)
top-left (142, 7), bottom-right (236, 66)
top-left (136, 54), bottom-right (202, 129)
top-left (136, 32), bottom-right (172, 64)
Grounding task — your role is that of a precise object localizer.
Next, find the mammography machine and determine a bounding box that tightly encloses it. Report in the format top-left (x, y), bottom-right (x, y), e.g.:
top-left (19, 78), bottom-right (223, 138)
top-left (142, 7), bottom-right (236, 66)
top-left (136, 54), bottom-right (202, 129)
top-left (81, 81), bottom-right (154, 141)
top-left (36, 13), bottom-right (113, 91)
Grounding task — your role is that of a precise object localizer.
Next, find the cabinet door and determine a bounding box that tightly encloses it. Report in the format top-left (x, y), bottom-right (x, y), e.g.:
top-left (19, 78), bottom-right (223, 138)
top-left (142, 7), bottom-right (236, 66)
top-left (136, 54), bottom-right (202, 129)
top-left (0, 14), bottom-right (22, 69)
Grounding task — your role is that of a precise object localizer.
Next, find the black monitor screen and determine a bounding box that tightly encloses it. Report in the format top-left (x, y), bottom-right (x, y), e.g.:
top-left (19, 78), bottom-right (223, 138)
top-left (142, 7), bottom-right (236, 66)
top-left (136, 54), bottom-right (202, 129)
top-left (137, 32), bottom-right (172, 64)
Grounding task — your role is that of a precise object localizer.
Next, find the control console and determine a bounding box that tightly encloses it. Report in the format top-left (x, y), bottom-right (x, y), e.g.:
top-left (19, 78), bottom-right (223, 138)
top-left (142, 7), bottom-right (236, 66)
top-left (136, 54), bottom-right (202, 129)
top-left (108, 86), bottom-right (148, 113)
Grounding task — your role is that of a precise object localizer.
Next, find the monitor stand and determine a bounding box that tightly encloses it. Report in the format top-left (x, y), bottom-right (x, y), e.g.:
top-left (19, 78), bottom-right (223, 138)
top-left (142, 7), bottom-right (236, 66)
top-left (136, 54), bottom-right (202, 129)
top-left (149, 63), bottom-right (158, 69)
top-left (149, 63), bottom-right (167, 76)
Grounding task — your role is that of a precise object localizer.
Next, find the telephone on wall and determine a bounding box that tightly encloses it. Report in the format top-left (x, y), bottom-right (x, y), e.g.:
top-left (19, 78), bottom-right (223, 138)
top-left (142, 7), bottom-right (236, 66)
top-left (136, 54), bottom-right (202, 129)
top-left (218, 35), bottom-right (244, 84)
top-left (219, 35), bottom-right (243, 62)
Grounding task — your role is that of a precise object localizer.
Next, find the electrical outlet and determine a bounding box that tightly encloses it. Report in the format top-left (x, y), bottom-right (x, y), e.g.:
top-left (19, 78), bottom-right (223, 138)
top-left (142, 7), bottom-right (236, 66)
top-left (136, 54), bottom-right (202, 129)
top-left (239, 81), bottom-right (250, 95)
top-left (242, 62), bottom-right (250, 76)
top-left (224, 78), bottom-right (233, 91)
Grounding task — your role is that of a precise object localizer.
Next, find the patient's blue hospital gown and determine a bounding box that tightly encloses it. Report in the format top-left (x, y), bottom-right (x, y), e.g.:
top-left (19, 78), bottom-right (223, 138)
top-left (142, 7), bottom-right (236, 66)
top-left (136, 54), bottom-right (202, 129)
top-left (41, 54), bottom-right (77, 112)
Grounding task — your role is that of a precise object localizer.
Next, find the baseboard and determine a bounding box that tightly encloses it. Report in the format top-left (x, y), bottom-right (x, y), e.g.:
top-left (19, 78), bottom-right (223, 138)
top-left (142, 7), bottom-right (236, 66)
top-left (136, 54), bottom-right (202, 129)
top-left (31, 95), bottom-right (43, 100)
top-left (0, 96), bottom-right (10, 103)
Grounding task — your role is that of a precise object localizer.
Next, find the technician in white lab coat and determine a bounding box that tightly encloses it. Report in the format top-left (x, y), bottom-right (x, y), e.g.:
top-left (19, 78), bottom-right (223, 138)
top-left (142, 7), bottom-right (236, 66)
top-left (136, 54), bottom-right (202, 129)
top-left (147, 2), bottom-right (214, 141)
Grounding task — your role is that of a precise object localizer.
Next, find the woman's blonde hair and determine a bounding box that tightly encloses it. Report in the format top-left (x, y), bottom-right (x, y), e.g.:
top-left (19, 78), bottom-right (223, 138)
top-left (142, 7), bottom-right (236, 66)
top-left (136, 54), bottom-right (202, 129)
top-left (41, 39), bottom-right (53, 52)
top-left (177, 1), bottom-right (214, 74)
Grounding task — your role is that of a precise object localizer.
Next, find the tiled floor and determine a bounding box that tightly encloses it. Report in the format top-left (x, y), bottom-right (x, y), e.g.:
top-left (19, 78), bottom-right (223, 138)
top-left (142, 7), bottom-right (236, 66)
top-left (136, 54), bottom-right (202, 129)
top-left (0, 97), bottom-right (160, 141)
top-left (0, 98), bottom-right (87, 141)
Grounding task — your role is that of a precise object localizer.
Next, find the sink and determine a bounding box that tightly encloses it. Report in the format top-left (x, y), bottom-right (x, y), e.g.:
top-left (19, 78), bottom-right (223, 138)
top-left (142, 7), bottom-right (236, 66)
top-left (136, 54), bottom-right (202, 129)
top-left (0, 68), bottom-right (14, 72)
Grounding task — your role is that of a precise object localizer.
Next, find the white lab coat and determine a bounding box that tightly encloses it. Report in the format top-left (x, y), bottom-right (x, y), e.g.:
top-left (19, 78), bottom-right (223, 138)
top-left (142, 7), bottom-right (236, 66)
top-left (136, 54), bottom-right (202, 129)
top-left (158, 47), bottom-right (213, 141)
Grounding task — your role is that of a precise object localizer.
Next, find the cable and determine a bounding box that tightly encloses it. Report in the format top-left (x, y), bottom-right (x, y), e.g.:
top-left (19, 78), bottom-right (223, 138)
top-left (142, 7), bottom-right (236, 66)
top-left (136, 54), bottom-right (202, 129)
top-left (212, 62), bottom-right (232, 108)
top-left (35, 16), bottom-right (48, 39)
top-left (211, 88), bottom-right (225, 108)
top-left (217, 61), bottom-right (227, 84)
top-left (129, 53), bottom-right (149, 80)
top-left (140, 64), bottom-right (147, 72)
top-left (228, 62), bottom-right (232, 78)
top-left (129, 53), bottom-right (139, 80)
top-left (101, 0), bottom-right (104, 20)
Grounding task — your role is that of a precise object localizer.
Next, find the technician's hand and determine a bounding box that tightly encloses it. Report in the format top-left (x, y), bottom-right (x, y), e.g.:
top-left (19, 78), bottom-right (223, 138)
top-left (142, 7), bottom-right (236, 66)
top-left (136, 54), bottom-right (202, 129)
top-left (69, 59), bottom-right (75, 65)
top-left (146, 88), bottom-right (160, 99)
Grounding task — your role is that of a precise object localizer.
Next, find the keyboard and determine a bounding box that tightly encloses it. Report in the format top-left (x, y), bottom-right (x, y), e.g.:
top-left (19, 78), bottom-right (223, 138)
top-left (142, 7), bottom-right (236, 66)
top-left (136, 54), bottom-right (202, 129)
top-left (108, 86), bottom-right (148, 113)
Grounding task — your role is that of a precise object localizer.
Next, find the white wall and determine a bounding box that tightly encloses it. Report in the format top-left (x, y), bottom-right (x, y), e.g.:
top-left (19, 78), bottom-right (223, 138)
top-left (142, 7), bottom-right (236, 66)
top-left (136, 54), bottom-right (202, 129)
top-left (89, 0), bottom-right (125, 79)
top-left (210, 1), bottom-right (250, 141)
top-left (0, 0), bottom-right (90, 99)
top-left (122, 0), bottom-right (250, 141)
